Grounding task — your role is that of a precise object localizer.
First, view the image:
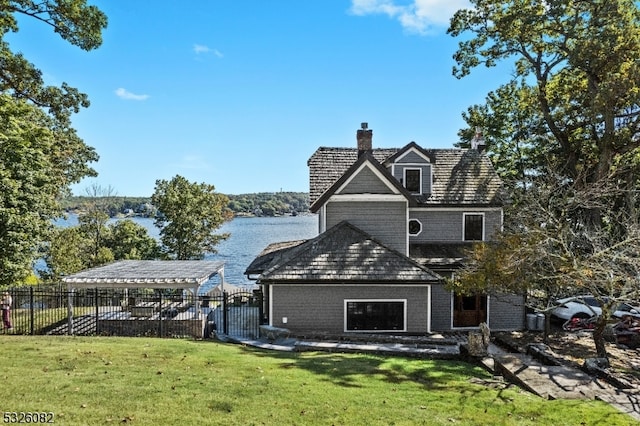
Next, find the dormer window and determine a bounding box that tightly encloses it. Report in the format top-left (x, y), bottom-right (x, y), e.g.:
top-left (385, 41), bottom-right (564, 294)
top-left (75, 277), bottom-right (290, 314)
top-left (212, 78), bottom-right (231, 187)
top-left (404, 168), bottom-right (421, 193)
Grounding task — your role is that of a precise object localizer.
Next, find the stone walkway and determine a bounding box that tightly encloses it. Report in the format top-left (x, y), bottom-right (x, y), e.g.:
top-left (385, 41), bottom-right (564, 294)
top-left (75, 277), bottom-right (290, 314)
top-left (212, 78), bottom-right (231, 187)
top-left (221, 333), bottom-right (640, 422)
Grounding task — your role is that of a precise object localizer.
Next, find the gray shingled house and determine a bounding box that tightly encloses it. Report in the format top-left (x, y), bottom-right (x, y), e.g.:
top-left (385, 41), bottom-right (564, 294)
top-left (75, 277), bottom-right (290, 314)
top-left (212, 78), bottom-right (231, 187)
top-left (246, 124), bottom-right (525, 335)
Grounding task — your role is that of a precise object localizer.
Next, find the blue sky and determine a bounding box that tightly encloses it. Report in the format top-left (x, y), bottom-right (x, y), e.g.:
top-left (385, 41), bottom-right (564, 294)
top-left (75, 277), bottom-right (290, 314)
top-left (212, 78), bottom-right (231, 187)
top-left (8, 0), bottom-right (512, 196)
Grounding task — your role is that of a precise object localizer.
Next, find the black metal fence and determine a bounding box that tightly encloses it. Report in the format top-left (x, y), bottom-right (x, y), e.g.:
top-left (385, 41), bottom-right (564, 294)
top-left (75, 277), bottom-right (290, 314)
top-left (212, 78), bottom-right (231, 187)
top-left (3, 286), bottom-right (263, 339)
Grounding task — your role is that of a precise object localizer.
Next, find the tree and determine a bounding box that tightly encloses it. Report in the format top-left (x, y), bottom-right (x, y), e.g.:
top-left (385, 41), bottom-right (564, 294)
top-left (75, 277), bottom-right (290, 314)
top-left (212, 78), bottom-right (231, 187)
top-left (152, 175), bottom-right (231, 260)
top-left (40, 226), bottom-right (88, 281)
top-left (105, 219), bottom-right (161, 260)
top-left (456, 80), bottom-right (551, 190)
top-left (77, 184), bottom-right (116, 266)
top-left (449, 0), bottom-right (640, 204)
top-left (42, 219), bottom-right (161, 282)
top-left (451, 173), bottom-right (640, 357)
top-left (1, 1), bottom-right (107, 123)
top-left (0, 1), bottom-right (106, 286)
top-left (0, 95), bottom-right (97, 285)
top-left (449, 0), bottom-right (640, 359)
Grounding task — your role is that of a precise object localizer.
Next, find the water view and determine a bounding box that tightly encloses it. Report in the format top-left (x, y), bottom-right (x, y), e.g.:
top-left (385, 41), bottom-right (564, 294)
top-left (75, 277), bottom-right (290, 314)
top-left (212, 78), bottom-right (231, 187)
top-left (56, 214), bottom-right (319, 288)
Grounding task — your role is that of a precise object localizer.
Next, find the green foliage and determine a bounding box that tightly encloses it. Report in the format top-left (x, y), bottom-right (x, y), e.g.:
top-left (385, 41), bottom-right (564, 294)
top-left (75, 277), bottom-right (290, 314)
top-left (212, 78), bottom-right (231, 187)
top-left (225, 192), bottom-right (309, 216)
top-left (62, 192), bottom-right (309, 217)
top-left (105, 219), bottom-right (161, 260)
top-left (152, 175), bottom-right (231, 260)
top-left (450, 0), bottom-right (640, 188)
top-left (42, 220), bottom-right (160, 282)
top-left (1, 0), bottom-right (107, 123)
top-left (450, 0), bottom-right (640, 355)
top-left (0, 95), bottom-right (96, 286)
top-left (0, 1), bottom-right (105, 286)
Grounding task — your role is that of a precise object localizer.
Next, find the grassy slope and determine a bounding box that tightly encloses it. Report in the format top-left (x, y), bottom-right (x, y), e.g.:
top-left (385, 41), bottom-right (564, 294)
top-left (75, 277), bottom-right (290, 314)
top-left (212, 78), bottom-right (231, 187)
top-left (0, 336), bottom-right (632, 425)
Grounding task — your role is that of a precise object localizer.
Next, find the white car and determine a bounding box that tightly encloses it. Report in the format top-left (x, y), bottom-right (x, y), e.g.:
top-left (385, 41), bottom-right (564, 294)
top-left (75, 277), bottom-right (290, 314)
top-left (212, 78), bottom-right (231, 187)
top-left (551, 296), bottom-right (640, 321)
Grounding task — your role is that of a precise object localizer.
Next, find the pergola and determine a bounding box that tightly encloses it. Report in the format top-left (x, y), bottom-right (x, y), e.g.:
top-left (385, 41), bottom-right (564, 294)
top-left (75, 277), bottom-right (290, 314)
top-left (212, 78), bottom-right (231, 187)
top-left (62, 260), bottom-right (225, 334)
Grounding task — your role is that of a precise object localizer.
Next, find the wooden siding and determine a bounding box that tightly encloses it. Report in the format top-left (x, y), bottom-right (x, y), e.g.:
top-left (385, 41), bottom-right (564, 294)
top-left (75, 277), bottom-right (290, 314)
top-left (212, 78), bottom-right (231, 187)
top-left (270, 285), bottom-right (430, 334)
top-left (395, 150), bottom-right (429, 164)
top-left (326, 201), bottom-right (407, 253)
top-left (408, 209), bottom-right (502, 243)
top-left (488, 293), bottom-right (526, 331)
top-left (391, 164), bottom-right (432, 195)
top-left (338, 165), bottom-right (395, 195)
top-left (429, 284), bottom-right (453, 331)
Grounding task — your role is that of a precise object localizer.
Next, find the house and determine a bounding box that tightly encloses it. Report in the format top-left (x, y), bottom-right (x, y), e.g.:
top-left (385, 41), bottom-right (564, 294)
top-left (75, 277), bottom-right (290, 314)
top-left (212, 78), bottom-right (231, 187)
top-left (246, 123), bottom-right (524, 335)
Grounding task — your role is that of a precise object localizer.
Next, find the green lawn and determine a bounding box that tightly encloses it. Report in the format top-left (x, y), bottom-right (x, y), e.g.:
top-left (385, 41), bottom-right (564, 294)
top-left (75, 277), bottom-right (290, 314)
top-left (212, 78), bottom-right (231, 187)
top-left (0, 336), bottom-right (633, 425)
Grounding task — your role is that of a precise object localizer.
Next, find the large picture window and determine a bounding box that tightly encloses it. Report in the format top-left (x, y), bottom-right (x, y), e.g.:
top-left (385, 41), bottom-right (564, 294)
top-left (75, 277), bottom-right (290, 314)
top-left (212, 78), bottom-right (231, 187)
top-left (345, 300), bottom-right (406, 332)
top-left (463, 213), bottom-right (484, 241)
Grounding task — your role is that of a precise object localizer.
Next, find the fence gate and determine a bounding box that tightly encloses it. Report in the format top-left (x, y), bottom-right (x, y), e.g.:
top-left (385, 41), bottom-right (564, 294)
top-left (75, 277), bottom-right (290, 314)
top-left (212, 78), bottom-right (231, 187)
top-left (204, 290), bottom-right (263, 340)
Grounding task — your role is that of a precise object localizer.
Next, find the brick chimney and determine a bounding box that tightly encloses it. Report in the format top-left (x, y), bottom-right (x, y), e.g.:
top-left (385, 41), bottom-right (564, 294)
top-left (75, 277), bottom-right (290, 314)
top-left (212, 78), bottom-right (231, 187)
top-left (357, 122), bottom-right (372, 157)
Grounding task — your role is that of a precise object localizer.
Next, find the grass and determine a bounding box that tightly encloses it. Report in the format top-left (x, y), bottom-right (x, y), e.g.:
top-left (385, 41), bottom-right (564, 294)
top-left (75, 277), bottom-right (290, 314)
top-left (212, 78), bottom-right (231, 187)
top-left (0, 336), bottom-right (634, 425)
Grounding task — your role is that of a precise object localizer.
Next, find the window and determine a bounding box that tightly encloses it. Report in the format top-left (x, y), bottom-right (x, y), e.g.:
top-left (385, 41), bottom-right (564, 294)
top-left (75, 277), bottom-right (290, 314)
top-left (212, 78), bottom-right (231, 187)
top-left (464, 213), bottom-right (484, 241)
top-left (345, 300), bottom-right (406, 332)
top-left (408, 219), bottom-right (422, 236)
top-left (404, 169), bottom-right (421, 193)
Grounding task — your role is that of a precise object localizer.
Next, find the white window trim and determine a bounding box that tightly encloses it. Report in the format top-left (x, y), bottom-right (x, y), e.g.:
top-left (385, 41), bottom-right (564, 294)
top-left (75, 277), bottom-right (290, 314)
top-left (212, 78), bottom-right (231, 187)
top-left (344, 299), bottom-right (407, 333)
top-left (408, 218), bottom-right (423, 236)
top-left (462, 212), bottom-right (485, 241)
top-left (403, 167), bottom-right (422, 194)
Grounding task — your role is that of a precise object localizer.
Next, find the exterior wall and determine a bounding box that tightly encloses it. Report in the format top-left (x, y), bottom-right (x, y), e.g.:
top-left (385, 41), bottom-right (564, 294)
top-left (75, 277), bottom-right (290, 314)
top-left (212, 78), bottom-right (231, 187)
top-left (487, 293), bottom-right (525, 331)
top-left (429, 284), bottom-right (453, 331)
top-left (429, 285), bottom-right (525, 332)
top-left (339, 166), bottom-right (394, 195)
top-left (409, 208), bottom-right (502, 243)
top-left (326, 201), bottom-right (407, 254)
top-left (269, 285), bottom-right (430, 334)
top-left (390, 156), bottom-right (432, 195)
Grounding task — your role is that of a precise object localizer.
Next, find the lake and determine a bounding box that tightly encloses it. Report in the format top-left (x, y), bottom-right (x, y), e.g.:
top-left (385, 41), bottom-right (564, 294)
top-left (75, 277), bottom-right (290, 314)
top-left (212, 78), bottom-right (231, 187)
top-left (55, 214), bottom-right (319, 288)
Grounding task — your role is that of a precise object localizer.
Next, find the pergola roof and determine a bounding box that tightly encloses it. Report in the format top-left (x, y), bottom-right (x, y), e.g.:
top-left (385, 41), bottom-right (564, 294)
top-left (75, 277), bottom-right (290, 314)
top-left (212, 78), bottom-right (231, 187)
top-left (62, 260), bottom-right (225, 290)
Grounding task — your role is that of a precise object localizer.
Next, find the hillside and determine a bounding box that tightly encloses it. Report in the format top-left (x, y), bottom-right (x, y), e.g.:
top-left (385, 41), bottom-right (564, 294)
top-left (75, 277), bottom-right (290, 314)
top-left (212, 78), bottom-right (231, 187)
top-left (61, 192), bottom-right (310, 218)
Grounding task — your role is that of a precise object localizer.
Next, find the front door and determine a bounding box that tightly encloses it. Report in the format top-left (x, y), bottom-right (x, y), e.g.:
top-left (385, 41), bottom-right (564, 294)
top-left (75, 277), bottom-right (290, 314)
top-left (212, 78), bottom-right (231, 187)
top-left (453, 294), bottom-right (487, 328)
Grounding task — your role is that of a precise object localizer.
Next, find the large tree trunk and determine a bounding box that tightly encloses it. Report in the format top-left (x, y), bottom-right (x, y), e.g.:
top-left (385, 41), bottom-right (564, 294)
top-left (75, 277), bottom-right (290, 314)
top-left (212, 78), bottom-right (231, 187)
top-left (592, 317), bottom-right (608, 359)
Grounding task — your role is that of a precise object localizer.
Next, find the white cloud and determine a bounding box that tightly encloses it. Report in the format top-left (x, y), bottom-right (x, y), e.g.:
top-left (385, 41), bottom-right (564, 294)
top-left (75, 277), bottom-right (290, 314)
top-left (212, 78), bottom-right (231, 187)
top-left (115, 88), bottom-right (149, 101)
top-left (350, 0), bottom-right (470, 34)
top-left (194, 44), bottom-right (223, 58)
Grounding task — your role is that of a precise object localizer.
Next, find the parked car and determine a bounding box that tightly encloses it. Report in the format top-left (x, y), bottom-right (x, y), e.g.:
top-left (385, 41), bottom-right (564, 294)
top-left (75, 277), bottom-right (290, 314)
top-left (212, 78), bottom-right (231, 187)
top-left (551, 295), bottom-right (640, 321)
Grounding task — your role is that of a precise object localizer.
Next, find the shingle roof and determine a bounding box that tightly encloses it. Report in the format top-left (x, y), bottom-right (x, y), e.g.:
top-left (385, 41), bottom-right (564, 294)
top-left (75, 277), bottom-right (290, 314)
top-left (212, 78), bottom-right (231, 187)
top-left (257, 221), bottom-right (441, 283)
top-left (309, 151), bottom-right (414, 213)
top-left (307, 147), bottom-right (397, 205)
top-left (62, 260), bottom-right (225, 288)
top-left (244, 240), bottom-right (307, 276)
top-left (308, 146), bottom-right (505, 206)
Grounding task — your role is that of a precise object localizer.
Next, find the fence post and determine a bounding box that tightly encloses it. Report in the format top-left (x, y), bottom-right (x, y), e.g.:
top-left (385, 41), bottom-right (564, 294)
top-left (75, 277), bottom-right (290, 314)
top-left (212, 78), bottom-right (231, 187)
top-left (258, 290), bottom-right (264, 325)
top-left (67, 288), bottom-right (74, 336)
top-left (29, 287), bottom-right (35, 335)
top-left (95, 288), bottom-right (99, 335)
top-left (159, 292), bottom-right (163, 337)
top-left (223, 291), bottom-right (228, 335)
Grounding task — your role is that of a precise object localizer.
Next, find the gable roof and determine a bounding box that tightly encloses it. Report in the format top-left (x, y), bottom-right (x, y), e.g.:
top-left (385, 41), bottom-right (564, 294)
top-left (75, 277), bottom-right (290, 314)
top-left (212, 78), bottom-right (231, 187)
top-left (308, 146), bottom-right (505, 207)
top-left (309, 151), bottom-right (414, 213)
top-left (383, 141), bottom-right (433, 165)
top-left (308, 147), bottom-right (397, 205)
top-left (256, 221), bottom-right (441, 283)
